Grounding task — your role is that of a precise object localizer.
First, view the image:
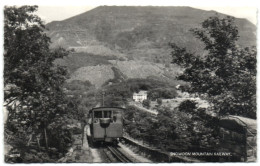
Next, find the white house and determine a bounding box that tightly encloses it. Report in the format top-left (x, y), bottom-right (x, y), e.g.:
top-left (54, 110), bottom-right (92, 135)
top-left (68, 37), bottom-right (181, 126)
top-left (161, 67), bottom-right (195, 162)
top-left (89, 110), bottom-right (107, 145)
top-left (133, 91), bottom-right (147, 102)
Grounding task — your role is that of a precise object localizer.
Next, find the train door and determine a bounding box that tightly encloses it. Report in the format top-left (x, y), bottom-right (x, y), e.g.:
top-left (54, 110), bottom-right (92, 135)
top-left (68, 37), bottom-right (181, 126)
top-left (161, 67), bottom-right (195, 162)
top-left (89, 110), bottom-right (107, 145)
top-left (106, 109), bottom-right (123, 138)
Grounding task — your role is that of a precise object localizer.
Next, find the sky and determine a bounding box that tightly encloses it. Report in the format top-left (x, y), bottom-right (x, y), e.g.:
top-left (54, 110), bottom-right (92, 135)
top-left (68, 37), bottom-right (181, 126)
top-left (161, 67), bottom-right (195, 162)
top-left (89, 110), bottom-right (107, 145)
top-left (36, 6), bottom-right (95, 24)
top-left (1, 0), bottom-right (257, 24)
top-left (35, 6), bottom-right (257, 25)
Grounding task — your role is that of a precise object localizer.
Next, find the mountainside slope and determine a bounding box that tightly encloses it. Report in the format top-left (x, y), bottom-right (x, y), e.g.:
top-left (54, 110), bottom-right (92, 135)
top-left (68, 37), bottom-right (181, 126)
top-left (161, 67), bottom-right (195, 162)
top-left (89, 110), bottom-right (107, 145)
top-left (66, 60), bottom-right (181, 88)
top-left (47, 6), bottom-right (256, 88)
top-left (67, 65), bottom-right (114, 87)
top-left (46, 6), bottom-right (256, 58)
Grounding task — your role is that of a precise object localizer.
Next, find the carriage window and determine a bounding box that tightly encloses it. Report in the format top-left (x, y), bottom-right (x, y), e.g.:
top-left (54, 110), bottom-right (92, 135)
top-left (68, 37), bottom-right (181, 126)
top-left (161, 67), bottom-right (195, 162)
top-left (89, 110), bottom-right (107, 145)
top-left (94, 111), bottom-right (102, 118)
top-left (104, 111), bottom-right (112, 118)
top-left (113, 110), bottom-right (122, 122)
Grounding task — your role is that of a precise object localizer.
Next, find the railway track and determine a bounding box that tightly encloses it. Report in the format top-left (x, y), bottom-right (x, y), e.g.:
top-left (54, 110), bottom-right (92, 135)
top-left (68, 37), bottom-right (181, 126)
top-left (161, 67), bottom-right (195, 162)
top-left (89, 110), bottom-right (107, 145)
top-left (103, 146), bottom-right (133, 162)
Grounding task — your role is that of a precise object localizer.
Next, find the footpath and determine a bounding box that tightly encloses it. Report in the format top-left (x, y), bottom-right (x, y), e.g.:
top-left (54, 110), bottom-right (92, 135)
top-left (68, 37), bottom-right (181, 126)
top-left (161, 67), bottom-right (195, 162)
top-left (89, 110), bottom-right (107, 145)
top-left (129, 103), bottom-right (158, 115)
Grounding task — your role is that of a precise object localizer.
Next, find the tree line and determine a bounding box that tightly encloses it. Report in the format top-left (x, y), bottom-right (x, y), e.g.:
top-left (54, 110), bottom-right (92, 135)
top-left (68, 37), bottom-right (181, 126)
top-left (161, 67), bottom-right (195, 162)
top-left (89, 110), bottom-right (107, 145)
top-left (170, 16), bottom-right (256, 119)
top-left (4, 6), bottom-right (83, 162)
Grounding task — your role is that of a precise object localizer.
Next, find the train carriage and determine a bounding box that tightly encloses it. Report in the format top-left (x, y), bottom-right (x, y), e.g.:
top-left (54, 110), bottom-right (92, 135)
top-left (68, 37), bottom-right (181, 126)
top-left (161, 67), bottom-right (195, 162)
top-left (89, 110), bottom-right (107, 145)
top-left (88, 107), bottom-right (123, 145)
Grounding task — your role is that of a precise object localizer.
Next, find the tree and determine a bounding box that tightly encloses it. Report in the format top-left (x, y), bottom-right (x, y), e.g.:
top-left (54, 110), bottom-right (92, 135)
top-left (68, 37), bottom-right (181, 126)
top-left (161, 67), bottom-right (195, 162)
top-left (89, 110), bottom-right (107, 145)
top-left (170, 16), bottom-right (256, 119)
top-left (157, 98), bottom-right (162, 106)
top-left (178, 100), bottom-right (197, 113)
top-left (142, 99), bottom-right (151, 109)
top-left (4, 5), bottom-right (71, 153)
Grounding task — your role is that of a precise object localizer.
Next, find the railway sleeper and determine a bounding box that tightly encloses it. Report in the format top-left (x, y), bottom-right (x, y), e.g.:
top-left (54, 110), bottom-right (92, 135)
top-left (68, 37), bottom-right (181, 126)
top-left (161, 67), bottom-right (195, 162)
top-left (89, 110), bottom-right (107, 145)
top-left (107, 146), bottom-right (133, 162)
top-left (103, 148), bottom-right (118, 163)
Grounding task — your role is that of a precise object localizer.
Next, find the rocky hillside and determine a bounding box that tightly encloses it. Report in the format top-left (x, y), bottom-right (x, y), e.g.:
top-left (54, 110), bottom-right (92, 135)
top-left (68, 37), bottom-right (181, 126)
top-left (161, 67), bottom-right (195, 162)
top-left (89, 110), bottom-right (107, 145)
top-left (47, 6), bottom-right (256, 87)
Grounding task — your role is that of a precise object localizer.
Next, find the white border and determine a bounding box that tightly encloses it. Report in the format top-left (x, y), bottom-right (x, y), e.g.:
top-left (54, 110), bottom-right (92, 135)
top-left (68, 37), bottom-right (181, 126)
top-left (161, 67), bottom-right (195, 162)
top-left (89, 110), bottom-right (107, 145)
top-left (0, 0), bottom-right (259, 166)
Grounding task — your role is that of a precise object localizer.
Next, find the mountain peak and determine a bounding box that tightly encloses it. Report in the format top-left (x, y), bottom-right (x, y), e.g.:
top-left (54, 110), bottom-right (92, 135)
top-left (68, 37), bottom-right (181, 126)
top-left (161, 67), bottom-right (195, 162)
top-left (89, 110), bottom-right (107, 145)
top-left (46, 6), bottom-right (256, 56)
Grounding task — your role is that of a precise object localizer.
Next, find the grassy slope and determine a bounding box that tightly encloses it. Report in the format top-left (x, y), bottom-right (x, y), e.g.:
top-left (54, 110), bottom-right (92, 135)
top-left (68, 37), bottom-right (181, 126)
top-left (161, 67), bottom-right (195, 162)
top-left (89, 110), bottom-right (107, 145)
top-left (67, 65), bottom-right (114, 88)
top-left (65, 58), bottom-right (182, 88)
top-left (54, 52), bottom-right (116, 73)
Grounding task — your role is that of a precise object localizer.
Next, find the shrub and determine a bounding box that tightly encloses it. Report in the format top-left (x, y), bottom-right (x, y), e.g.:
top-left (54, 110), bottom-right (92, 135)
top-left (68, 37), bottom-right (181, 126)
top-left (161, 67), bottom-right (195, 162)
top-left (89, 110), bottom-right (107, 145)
top-left (142, 99), bottom-right (151, 109)
top-left (157, 98), bottom-right (162, 105)
top-left (148, 88), bottom-right (177, 100)
top-left (178, 100), bottom-right (197, 113)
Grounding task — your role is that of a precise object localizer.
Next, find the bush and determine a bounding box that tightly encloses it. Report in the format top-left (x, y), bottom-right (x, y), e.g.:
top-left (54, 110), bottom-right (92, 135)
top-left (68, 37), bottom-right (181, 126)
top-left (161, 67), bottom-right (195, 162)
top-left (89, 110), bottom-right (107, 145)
top-left (157, 98), bottom-right (162, 105)
top-left (142, 99), bottom-right (151, 109)
top-left (118, 57), bottom-right (126, 61)
top-left (47, 118), bottom-right (73, 154)
top-left (64, 80), bottom-right (93, 92)
top-left (123, 104), bottom-right (220, 152)
top-left (72, 127), bottom-right (82, 135)
top-left (178, 100), bottom-right (197, 113)
top-left (148, 88), bottom-right (177, 100)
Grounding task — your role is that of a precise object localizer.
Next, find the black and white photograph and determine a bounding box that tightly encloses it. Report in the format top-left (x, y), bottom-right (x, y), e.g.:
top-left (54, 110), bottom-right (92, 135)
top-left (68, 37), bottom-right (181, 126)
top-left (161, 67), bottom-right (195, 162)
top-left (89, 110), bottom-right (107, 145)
top-left (1, 0), bottom-right (257, 163)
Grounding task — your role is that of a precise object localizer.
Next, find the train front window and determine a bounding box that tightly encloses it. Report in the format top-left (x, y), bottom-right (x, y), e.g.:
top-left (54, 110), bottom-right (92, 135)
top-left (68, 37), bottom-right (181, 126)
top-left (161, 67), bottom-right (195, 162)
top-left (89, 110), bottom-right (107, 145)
top-left (94, 111), bottom-right (102, 123)
top-left (103, 111), bottom-right (112, 118)
top-left (113, 110), bottom-right (122, 122)
top-left (94, 111), bottom-right (102, 118)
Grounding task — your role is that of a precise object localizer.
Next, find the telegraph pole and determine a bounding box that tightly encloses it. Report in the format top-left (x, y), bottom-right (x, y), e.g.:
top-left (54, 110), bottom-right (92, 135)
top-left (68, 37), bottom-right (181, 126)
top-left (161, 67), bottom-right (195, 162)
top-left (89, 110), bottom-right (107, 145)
top-left (102, 90), bottom-right (105, 106)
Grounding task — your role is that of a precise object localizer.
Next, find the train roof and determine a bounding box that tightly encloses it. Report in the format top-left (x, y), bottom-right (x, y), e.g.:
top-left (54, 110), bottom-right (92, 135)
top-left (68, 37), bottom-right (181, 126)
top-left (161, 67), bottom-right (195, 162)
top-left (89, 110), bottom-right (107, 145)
top-left (89, 107), bottom-right (125, 113)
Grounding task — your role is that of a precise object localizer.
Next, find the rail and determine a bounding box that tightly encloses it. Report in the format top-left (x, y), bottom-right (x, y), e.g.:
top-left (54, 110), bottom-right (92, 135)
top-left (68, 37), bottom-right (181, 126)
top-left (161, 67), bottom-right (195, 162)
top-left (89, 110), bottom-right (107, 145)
top-left (103, 145), bottom-right (134, 162)
top-left (107, 146), bottom-right (133, 162)
top-left (121, 136), bottom-right (200, 162)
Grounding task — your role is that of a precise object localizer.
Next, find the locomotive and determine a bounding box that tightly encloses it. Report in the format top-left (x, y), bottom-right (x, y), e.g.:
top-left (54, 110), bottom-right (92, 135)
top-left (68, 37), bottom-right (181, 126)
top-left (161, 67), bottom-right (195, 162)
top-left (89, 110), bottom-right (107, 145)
top-left (88, 107), bottom-right (124, 145)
